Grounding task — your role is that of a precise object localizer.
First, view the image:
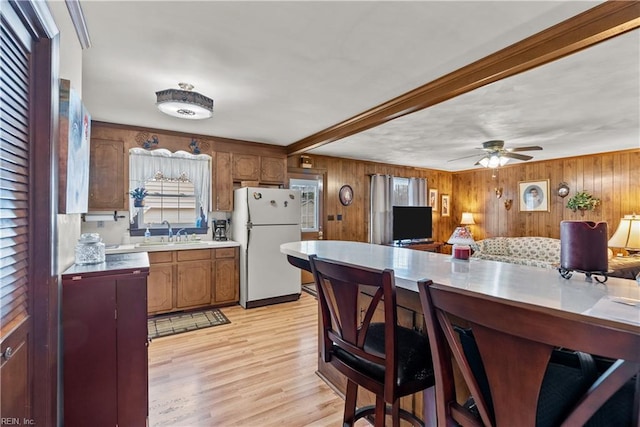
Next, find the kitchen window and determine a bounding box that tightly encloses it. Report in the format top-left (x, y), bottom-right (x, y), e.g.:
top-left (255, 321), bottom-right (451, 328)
top-left (129, 148), bottom-right (211, 235)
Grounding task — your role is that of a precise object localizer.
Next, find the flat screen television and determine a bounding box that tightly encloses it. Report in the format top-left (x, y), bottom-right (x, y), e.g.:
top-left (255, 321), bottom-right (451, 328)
top-left (392, 206), bottom-right (433, 243)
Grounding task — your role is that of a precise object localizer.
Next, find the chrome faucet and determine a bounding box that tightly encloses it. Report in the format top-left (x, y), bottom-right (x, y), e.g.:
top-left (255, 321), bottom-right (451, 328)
top-left (162, 220), bottom-right (173, 241)
top-left (175, 228), bottom-right (187, 242)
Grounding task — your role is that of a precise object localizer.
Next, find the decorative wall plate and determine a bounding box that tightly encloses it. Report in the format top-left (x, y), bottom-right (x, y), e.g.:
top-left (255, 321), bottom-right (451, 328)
top-left (339, 185), bottom-right (353, 206)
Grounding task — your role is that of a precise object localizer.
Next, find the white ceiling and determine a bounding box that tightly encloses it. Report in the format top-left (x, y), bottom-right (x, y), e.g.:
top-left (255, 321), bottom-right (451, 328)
top-left (74, 1), bottom-right (639, 172)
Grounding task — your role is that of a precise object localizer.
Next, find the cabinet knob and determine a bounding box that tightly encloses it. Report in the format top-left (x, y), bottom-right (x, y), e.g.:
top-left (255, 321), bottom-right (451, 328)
top-left (2, 346), bottom-right (14, 360)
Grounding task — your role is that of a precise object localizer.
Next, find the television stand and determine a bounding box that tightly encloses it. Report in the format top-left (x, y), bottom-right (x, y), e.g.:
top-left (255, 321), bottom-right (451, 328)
top-left (388, 241), bottom-right (443, 253)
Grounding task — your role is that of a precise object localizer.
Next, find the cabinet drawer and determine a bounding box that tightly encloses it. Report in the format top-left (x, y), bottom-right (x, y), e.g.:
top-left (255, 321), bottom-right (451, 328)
top-left (149, 251), bottom-right (173, 264)
top-left (215, 247), bottom-right (237, 259)
top-left (177, 249), bottom-right (212, 262)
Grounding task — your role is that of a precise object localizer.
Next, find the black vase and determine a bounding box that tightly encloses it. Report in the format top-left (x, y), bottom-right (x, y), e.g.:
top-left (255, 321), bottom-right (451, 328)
top-left (133, 199), bottom-right (145, 208)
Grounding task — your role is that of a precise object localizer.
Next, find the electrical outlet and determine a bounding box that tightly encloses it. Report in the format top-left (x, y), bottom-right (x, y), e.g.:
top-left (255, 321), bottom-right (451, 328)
top-left (337, 214), bottom-right (342, 221)
top-left (97, 221), bottom-right (104, 228)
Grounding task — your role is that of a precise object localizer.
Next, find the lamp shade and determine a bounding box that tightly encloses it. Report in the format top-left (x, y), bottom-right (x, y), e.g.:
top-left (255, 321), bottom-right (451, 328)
top-left (460, 212), bottom-right (475, 225)
top-left (447, 226), bottom-right (475, 245)
top-left (156, 83), bottom-right (213, 120)
top-left (608, 214), bottom-right (640, 250)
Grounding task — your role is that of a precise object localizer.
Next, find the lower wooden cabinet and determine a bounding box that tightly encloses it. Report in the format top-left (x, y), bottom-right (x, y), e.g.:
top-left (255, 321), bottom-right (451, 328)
top-left (213, 248), bottom-right (240, 304)
top-left (62, 253), bottom-right (149, 427)
top-left (147, 246), bottom-right (239, 315)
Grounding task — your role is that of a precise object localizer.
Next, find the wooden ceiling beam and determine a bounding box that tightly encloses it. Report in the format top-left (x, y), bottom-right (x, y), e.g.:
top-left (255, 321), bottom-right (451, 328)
top-left (286, 1), bottom-right (640, 156)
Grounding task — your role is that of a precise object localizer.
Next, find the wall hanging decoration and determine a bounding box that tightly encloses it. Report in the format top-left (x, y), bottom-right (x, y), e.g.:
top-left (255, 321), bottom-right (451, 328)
top-left (135, 132), bottom-right (160, 149)
top-left (557, 182), bottom-right (570, 198)
top-left (566, 190), bottom-right (600, 215)
top-left (429, 188), bottom-right (438, 210)
top-left (441, 194), bottom-right (450, 217)
top-left (504, 199), bottom-right (513, 211)
top-left (339, 185), bottom-right (353, 206)
top-left (518, 179), bottom-right (550, 212)
top-left (58, 79), bottom-right (91, 214)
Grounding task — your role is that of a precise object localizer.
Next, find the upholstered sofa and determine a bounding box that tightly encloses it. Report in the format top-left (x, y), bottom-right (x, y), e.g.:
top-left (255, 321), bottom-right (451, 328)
top-left (471, 236), bottom-right (561, 269)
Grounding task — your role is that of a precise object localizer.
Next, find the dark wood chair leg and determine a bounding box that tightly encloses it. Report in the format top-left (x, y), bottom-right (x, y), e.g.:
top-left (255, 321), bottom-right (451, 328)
top-left (391, 399), bottom-right (401, 427)
top-left (374, 395), bottom-right (386, 427)
top-left (344, 380), bottom-right (358, 426)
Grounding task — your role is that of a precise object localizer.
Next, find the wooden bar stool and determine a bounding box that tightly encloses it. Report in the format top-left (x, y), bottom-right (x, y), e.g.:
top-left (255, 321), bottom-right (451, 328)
top-left (417, 280), bottom-right (639, 427)
top-left (309, 255), bottom-right (436, 426)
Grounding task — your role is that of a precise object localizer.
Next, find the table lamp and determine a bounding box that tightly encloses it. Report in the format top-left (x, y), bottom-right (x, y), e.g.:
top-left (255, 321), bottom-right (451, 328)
top-left (448, 226), bottom-right (475, 260)
top-left (460, 212), bottom-right (475, 226)
top-left (608, 214), bottom-right (640, 256)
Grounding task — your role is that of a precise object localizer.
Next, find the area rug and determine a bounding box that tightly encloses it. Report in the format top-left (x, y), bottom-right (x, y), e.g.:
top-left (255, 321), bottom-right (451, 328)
top-left (148, 309), bottom-right (230, 339)
top-left (301, 283), bottom-right (317, 298)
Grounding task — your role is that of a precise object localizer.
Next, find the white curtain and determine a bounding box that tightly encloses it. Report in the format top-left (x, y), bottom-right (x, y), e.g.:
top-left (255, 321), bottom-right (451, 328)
top-left (129, 148), bottom-right (211, 223)
top-left (408, 177), bottom-right (427, 206)
top-left (370, 174), bottom-right (394, 244)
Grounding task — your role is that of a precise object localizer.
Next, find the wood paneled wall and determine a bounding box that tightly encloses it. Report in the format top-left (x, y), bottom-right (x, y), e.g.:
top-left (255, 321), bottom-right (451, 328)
top-left (452, 149), bottom-right (640, 240)
top-left (93, 120), bottom-right (638, 244)
top-left (287, 155), bottom-right (454, 243)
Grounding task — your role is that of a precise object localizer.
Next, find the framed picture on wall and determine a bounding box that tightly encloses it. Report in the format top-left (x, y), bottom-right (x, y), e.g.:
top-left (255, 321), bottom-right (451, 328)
top-left (429, 189), bottom-right (438, 210)
top-left (518, 179), bottom-right (550, 212)
top-left (441, 194), bottom-right (450, 217)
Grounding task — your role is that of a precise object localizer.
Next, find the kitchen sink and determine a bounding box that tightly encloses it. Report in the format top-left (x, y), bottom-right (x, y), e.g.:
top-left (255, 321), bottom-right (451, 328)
top-left (136, 240), bottom-right (207, 248)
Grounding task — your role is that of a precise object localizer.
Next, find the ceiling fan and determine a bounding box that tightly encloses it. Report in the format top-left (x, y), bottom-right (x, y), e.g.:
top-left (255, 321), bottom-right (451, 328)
top-left (449, 140), bottom-right (543, 168)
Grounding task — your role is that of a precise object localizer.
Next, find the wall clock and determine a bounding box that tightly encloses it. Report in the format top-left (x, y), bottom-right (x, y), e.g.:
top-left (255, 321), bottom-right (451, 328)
top-left (339, 185), bottom-right (353, 206)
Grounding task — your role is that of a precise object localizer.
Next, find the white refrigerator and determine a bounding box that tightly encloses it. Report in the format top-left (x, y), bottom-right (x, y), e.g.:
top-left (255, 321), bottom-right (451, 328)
top-left (232, 187), bottom-right (302, 308)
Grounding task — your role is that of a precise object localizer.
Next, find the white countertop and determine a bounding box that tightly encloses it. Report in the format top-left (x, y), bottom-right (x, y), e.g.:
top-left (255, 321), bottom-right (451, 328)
top-left (281, 240), bottom-right (640, 331)
top-left (106, 240), bottom-right (240, 254)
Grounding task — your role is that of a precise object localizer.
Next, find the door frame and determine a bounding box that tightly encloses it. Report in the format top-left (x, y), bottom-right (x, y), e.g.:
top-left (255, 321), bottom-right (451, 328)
top-left (288, 168), bottom-right (326, 284)
top-left (2, 1), bottom-right (60, 424)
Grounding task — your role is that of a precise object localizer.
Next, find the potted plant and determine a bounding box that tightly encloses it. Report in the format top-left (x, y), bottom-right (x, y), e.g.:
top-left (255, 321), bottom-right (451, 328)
top-left (129, 187), bottom-right (148, 207)
top-left (566, 190), bottom-right (600, 215)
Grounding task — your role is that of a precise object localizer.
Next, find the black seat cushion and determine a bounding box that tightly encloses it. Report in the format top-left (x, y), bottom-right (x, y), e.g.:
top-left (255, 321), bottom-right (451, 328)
top-left (333, 323), bottom-right (434, 387)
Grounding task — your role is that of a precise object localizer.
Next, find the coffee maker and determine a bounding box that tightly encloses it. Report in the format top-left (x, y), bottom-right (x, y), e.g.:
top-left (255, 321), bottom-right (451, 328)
top-left (213, 220), bottom-right (228, 241)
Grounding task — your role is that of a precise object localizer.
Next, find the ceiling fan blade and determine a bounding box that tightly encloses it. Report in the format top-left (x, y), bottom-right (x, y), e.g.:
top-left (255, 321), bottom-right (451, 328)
top-left (447, 153), bottom-right (483, 162)
top-left (503, 152), bottom-right (533, 161)
top-left (508, 146), bottom-right (543, 152)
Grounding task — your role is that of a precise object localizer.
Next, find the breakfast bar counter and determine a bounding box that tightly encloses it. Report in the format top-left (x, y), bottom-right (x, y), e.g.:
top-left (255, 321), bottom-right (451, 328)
top-left (281, 240), bottom-right (639, 331)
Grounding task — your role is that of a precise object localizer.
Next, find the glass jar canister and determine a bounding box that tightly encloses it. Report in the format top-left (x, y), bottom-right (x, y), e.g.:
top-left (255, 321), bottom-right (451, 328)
top-left (75, 233), bottom-right (106, 265)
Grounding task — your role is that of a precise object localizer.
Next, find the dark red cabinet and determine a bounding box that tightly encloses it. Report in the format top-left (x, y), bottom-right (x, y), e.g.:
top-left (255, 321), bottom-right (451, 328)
top-left (62, 253), bottom-right (150, 427)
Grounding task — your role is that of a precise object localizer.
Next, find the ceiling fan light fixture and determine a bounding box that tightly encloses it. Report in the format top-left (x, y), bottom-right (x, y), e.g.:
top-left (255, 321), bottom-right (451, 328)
top-left (479, 154), bottom-right (510, 168)
top-left (156, 82), bottom-right (213, 120)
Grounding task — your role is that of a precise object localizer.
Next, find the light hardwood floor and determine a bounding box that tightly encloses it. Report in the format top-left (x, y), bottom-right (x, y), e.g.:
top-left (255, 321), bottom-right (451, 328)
top-left (148, 292), bottom-right (370, 426)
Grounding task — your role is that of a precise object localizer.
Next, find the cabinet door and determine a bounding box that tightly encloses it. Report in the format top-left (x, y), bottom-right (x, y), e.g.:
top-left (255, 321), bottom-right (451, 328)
top-left (63, 278), bottom-right (118, 427)
top-left (213, 258), bottom-right (238, 304)
top-left (116, 275), bottom-right (148, 426)
top-left (89, 139), bottom-right (126, 210)
top-left (260, 156), bottom-right (286, 184)
top-left (215, 151), bottom-right (233, 211)
top-left (147, 264), bottom-right (174, 314)
top-left (176, 261), bottom-right (212, 308)
top-left (232, 153), bottom-right (260, 181)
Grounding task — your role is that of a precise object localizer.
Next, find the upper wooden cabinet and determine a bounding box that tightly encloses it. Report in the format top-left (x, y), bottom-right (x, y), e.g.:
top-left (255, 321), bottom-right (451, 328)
top-left (232, 154), bottom-right (260, 181)
top-left (260, 156), bottom-right (286, 184)
top-left (231, 153), bottom-right (286, 185)
top-left (215, 152), bottom-right (233, 211)
top-left (89, 139), bottom-right (127, 210)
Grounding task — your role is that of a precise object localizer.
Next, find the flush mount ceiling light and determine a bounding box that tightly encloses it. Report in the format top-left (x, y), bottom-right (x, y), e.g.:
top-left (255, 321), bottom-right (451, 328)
top-left (156, 82), bottom-right (213, 120)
